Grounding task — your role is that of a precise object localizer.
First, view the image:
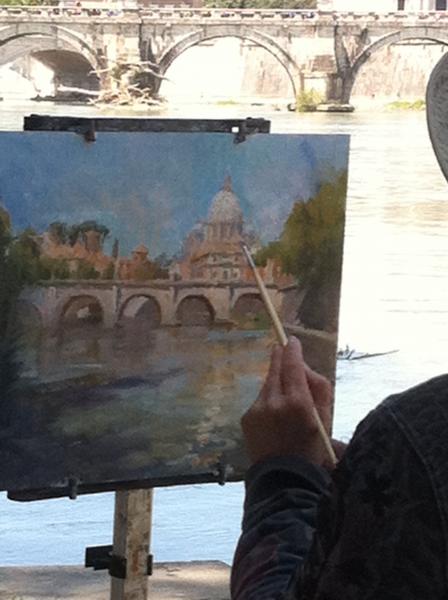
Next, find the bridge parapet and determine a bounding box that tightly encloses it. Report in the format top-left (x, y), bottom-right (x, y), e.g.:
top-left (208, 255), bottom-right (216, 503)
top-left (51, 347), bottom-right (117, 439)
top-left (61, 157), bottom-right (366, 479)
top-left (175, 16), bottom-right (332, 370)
top-left (2, 5), bottom-right (448, 23)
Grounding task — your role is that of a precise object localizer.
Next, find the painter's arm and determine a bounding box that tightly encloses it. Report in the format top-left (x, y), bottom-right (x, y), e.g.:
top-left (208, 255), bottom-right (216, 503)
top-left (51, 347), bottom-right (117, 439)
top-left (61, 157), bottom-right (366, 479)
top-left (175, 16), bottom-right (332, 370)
top-left (230, 338), bottom-right (337, 600)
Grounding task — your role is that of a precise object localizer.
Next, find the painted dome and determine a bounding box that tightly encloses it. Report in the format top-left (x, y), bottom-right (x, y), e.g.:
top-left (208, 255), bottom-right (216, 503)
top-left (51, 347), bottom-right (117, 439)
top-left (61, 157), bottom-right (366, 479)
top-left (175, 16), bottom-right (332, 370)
top-left (208, 176), bottom-right (243, 223)
top-left (133, 244), bottom-right (149, 255)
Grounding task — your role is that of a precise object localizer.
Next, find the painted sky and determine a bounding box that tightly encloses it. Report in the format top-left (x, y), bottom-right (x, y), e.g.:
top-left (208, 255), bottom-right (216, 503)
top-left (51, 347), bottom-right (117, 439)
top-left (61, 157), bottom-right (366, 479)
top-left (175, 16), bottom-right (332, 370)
top-left (0, 131), bottom-right (349, 257)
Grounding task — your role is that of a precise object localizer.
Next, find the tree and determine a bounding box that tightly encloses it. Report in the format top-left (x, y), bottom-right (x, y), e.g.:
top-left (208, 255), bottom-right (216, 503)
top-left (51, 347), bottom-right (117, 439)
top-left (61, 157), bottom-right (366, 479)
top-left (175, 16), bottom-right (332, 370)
top-left (67, 220), bottom-right (110, 247)
top-left (153, 253), bottom-right (172, 279)
top-left (48, 221), bottom-right (69, 245)
top-left (8, 228), bottom-right (44, 284)
top-left (0, 208), bottom-right (25, 427)
top-left (256, 171), bottom-right (347, 332)
top-left (79, 220), bottom-right (110, 241)
top-left (76, 261), bottom-right (100, 280)
top-left (0, 0), bottom-right (56, 5)
top-left (204, 0), bottom-right (315, 8)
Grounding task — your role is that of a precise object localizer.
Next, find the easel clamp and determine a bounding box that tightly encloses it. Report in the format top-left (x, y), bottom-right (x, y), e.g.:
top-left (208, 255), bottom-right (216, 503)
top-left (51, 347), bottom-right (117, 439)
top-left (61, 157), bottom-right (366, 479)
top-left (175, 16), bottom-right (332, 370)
top-left (85, 544), bottom-right (153, 579)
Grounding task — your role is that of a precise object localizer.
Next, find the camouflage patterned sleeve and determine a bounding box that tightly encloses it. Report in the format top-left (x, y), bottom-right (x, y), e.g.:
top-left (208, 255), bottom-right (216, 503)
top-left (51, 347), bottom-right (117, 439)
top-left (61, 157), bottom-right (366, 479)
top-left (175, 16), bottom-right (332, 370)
top-left (230, 456), bottom-right (331, 600)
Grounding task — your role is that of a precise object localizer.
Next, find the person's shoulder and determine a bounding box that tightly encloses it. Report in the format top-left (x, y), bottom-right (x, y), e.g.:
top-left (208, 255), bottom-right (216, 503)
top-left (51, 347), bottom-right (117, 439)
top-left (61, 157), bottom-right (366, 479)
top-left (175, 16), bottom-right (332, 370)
top-left (345, 374), bottom-right (448, 499)
top-left (351, 374), bottom-right (448, 439)
top-left (378, 373), bottom-right (448, 438)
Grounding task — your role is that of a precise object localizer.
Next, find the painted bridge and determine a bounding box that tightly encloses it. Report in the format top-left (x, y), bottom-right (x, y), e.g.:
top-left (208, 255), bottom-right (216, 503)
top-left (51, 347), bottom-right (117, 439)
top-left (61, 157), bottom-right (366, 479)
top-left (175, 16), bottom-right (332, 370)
top-left (2, 6), bottom-right (448, 103)
top-left (19, 279), bottom-right (297, 330)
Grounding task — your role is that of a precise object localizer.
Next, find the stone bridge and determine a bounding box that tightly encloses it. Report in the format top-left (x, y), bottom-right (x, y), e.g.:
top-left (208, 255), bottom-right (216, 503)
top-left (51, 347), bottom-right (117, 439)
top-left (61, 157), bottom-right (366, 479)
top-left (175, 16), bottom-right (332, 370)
top-left (2, 6), bottom-right (448, 103)
top-left (19, 279), bottom-right (297, 330)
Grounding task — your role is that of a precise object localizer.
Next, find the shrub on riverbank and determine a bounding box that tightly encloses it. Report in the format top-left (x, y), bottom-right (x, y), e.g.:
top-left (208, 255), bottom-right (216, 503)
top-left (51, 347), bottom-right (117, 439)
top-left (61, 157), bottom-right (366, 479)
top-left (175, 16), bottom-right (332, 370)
top-left (296, 89), bottom-right (323, 112)
top-left (386, 99), bottom-right (426, 111)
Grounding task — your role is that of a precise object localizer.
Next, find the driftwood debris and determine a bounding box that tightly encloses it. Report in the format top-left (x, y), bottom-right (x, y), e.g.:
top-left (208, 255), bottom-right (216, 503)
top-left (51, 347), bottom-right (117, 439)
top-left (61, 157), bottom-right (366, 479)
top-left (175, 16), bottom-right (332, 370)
top-left (88, 59), bottom-right (167, 107)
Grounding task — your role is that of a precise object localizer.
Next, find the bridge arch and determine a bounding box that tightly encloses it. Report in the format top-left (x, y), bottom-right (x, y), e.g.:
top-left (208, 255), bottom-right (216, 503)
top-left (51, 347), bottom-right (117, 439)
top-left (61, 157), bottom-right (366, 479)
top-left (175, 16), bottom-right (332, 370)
top-left (176, 295), bottom-right (215, 326)
top-left (0, 23), bottom-right (102, 72)
top-left (158, 27), bottom-right (300, 98)
top-left (118, 295), bottom-right (162, 328)
top-left (231, 293), bottom-right (268, 328)
top-left (345, 27), bottom-right (448, 103)
top-left (232, 293), bottom-right (265, 313)
top-left (60, 294), bottom-right (104, 327)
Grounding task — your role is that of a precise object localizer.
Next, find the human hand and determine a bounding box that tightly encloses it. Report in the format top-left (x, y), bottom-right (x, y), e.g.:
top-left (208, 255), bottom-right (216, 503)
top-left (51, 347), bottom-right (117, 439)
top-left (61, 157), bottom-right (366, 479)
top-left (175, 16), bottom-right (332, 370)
top-left (241, 336), bottom-right (338, 468)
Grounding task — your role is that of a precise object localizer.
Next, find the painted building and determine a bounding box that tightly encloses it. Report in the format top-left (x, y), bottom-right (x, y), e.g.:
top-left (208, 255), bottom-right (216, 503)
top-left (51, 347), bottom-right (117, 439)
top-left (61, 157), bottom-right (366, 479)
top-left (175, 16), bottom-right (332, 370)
top-left (41, 227), bottom-right (162, 281)
top-left (317, 0), bottom-right (447, 10)
top-left (41, 227), bottom-right (113, 277)
top-left (118, 244), bottom-right (162, 281)
top-left (171, 177), bottom-right (294, 287)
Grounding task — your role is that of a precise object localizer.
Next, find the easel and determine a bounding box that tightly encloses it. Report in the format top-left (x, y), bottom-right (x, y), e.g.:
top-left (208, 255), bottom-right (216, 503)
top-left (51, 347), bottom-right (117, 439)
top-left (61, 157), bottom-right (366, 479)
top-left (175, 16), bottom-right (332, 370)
top-left (110, 489), bottom-right (154, 600)
top-left (10, 114), bottom-right (272, 600)
top-left (87, 490), bottom-right (154, 600)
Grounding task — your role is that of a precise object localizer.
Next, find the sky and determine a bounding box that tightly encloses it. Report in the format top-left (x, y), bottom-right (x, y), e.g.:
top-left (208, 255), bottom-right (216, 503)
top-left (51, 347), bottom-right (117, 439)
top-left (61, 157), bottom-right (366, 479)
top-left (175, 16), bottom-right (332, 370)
top-left (0, 131), bottom-right (349, 257)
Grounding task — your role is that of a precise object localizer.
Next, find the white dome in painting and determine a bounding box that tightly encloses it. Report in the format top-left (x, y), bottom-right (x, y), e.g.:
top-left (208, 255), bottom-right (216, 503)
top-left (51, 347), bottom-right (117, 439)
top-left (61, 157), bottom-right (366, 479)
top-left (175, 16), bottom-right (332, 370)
top-left (208, 176), bottom-right (243, 223)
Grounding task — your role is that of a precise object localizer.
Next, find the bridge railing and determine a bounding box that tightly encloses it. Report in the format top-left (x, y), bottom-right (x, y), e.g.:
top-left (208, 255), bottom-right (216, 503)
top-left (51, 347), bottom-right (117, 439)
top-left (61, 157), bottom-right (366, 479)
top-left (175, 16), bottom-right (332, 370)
top-left (1, 5), bottom-right (448, 22)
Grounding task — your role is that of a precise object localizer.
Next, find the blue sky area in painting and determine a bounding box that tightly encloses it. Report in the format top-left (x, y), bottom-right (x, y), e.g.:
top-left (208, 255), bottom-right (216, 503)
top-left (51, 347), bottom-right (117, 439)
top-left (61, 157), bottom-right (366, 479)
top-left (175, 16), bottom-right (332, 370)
top-left (0, 132), bottom-right (349, 257)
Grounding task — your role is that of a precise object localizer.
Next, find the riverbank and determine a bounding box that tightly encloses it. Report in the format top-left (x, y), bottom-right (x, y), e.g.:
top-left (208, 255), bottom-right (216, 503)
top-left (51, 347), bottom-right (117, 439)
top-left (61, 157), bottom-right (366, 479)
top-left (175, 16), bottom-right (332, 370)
top-left (0, 561), bottom-right (230, 599)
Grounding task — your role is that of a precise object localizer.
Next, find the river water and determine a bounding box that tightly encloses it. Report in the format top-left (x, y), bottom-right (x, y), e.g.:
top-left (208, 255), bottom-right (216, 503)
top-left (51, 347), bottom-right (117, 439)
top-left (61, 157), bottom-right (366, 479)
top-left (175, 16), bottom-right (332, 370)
top-left (0, 99), bottom-right (447, 566)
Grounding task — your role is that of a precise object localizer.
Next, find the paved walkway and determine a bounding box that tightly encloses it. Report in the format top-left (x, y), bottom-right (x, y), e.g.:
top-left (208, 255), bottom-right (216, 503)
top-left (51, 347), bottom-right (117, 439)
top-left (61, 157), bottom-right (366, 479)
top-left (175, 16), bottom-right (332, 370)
top-left (0, 561), bottom-right (230, 599)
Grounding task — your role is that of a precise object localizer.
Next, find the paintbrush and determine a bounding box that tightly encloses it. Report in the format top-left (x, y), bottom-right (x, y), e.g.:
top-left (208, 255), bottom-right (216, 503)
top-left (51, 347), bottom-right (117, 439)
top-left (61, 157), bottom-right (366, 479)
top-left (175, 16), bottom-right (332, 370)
top-left (241, 243), bottom-right (337, 466)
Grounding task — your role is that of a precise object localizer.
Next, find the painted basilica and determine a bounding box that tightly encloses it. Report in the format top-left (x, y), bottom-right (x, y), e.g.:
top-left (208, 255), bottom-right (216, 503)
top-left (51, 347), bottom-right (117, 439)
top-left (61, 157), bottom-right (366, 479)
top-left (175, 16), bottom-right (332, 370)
top-left (170, 177), bottom-right (293, 287)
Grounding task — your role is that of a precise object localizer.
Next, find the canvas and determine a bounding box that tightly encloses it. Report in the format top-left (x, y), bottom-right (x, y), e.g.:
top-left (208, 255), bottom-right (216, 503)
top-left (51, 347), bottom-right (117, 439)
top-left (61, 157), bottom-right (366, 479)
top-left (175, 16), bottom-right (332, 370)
top-left (0, 131), bottom-right (349, 498)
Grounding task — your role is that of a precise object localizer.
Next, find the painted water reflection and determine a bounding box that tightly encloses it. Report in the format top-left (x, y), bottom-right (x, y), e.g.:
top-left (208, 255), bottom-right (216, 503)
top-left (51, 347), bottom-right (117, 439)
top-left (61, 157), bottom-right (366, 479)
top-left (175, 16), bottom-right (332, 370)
top-left (5, 323), bottom-right (272, 493)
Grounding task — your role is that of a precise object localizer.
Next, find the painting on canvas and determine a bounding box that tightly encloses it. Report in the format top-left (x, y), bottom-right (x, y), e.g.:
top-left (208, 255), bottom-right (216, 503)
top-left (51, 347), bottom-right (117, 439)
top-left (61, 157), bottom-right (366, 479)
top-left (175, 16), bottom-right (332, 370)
top-left (0, 131), bottom-right (349, 497)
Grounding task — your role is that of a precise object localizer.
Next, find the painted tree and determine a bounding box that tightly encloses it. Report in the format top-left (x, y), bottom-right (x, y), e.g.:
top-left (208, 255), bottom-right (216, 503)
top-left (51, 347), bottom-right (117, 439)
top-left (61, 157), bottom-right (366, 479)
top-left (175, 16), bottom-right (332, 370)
top-left (0, 207), bottom-right (24, 427)
top-left (256, 171), bottom-right (347, 332)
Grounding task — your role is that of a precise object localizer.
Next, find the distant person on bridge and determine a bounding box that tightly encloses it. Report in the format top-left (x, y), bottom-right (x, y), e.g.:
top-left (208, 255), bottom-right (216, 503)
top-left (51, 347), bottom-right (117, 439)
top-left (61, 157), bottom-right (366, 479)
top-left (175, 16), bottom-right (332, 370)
top-left (231, 337), bottom-right (448, 599)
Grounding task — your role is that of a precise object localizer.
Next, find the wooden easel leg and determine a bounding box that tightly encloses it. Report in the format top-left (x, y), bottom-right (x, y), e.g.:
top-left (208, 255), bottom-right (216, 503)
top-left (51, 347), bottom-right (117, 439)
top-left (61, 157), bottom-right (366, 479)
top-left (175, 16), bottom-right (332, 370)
top-left (110, 489), bottom-right (153, 600)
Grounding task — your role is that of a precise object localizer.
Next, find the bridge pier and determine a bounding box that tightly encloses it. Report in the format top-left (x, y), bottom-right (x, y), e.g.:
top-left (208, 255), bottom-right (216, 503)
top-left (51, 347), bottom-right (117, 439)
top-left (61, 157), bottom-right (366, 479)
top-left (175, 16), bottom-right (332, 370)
top-left (302, 71), bottom-right (336, 102)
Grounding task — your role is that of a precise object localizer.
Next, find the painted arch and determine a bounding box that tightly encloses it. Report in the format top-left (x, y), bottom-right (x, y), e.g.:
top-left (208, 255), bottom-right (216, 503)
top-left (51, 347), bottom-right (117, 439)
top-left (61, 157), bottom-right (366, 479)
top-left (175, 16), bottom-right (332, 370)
top-left (60, 295), bottom-right (104, 326)
top-left (157, 26), bottom-right (300, 98)
top-left (118, 295), bottom-right (162, 328)
top-left (176, 295), bottom-right (215, 326)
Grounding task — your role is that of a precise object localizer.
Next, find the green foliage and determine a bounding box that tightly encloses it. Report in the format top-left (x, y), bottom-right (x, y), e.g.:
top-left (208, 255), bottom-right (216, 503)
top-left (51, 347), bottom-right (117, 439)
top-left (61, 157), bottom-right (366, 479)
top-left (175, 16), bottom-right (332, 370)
top-left (7, 229), bottom-right (75, 283)
top-left (48, 220), bottom-right (110, 247)
top-left (0, 210), bottom-right (23, 423)
top-left (103, 262), bottom-right (115, 280)
top-left (0, 0), bottom-right (56, 5)
top-left (153, 253), bottom-right (171, 279)
top-left (296, 88), bottom-right (323, 112)
top-left (215, 99), bottom-right (239, 106)
top-left (112, 238), bottom-right (120, 260)
top-left (76, 261), bottom-right (99, 280)
top-left (39, 257), bottom-right (71, 280)
top-left (255, 171), bottom-right (347, 332)
top-left (256, 172), bottom-right (347, 283)
top-left (67, 220), bottom-right (110, 246)
top-left (0, 207), bottom-right (18, 335)
top-left (79, 220), bottom-right (110, 239)
top-left (1, 0), bottom-right (37, 4)
top-left (386, 99), bottom-right (425, 111)
top-left (204, 0), bottom-right (315, 8)
top-left (48, 221), bottom-right (69, 245)
top-left (8, 228), bottom-right (43, 285)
